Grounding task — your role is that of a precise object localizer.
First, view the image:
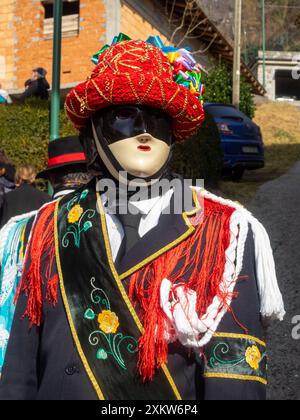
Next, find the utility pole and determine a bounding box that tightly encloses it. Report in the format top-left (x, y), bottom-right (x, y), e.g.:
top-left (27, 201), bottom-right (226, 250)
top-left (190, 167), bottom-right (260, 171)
top-left (232, 0), bottom-right (242, 109)
top-left (244, 29), bottom-right (249, 64)
top-left (262, 0), bottom-right (266, 88)
top-left (49, 0), bottom-right (62, 194)
top-left (50, 0), bottom-right (63, 141)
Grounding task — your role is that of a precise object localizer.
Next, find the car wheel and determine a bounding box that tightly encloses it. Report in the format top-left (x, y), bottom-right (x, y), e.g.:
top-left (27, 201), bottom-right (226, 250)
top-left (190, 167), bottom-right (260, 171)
top-left (221, 168), bottom-right (233, 180)
top-left (231, 167), bottom-right (245, 182)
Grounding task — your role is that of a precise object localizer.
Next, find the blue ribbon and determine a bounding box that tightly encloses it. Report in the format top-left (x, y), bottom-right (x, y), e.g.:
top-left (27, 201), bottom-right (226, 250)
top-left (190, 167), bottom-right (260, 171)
top-left (146, 36), bottom-right (181, 54)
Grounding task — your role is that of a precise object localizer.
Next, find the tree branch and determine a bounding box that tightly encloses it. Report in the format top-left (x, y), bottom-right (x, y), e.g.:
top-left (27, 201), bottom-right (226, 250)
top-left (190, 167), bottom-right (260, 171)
top-left (191, 33), bottom-right (218, 55)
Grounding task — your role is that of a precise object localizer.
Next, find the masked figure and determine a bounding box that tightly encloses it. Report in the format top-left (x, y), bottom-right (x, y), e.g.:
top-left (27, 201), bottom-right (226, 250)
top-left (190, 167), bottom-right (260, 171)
top-left (0, 36), bottom-right (284, 400)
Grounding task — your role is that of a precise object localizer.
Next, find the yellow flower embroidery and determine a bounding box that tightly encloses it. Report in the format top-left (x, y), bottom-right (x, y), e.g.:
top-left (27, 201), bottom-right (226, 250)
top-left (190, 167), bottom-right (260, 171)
top-left (68, 205), bottom-right (83, 224)
top-left (245, 346), bottom-right (261, 371)
top-left (98, 310), bottom-right (120, 334)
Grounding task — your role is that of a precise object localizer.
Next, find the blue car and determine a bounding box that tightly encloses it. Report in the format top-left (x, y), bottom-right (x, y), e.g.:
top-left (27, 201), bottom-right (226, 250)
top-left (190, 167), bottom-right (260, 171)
top-left (204, 103), bottom-right (265, 180)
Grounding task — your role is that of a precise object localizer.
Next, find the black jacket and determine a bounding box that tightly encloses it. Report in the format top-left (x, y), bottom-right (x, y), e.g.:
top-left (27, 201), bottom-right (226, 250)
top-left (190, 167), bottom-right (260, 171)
top-left (0, 183), bottom-right (50, 228)
top-left (0, 176), bottom-right (15, 224)
top-left (0, 183), bottom-right (4, 217)
top-left (0, 204), bottom-right (266, 400)
top-left (12, 78), bottom-right (50, 103)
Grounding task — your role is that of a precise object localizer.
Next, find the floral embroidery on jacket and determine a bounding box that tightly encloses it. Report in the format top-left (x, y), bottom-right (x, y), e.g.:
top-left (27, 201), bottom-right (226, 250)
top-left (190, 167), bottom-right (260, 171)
top-left (84, 277), bottom-right (138, 370)
top-left (67, 204), bottom-right (84, 224)
top-left (245, 345), bottom-right (261, 371)
top-left (62, 189), bottom-right (95, 249)
top-left (98, 310), bottom-right (120, 334)
top-left (203, 333), bottom-right (267, 384)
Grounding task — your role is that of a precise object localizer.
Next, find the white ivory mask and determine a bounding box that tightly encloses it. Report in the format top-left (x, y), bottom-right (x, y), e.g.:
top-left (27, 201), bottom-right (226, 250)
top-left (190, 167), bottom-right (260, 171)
top-left (108, 133), bottom-right (171, 178)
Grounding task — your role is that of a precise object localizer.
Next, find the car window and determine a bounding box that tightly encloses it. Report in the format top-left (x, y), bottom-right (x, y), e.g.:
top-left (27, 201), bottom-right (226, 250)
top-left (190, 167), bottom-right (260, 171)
top-left (205, 105), bottom-right (244, 119)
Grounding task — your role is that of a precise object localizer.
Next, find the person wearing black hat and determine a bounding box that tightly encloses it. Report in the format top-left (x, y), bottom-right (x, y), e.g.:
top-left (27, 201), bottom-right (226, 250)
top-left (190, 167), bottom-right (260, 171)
top-left (0, 138), bottom-right (92, 376)
top-left (11, 68), bottom-right (50, 104)
top-left (37, 136), bottom-right (93, 199)
top-left (1, 136), bottom-right (91, 227)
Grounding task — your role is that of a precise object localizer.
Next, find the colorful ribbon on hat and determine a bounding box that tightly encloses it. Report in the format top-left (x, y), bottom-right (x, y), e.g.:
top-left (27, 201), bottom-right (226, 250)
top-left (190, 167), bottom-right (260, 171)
top-left (146, 36), bottom-right (204, 105)
top-left (91, 33), bottom-right (204, 104)
top-left (92, 33), bottom-right (131, 64)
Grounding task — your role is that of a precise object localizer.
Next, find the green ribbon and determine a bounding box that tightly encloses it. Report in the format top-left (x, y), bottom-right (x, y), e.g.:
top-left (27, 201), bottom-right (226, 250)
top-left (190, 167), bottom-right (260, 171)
top-left (112, 33), bottom-right (131, 45)
top-left (92, 33), bottom-right (132, 64)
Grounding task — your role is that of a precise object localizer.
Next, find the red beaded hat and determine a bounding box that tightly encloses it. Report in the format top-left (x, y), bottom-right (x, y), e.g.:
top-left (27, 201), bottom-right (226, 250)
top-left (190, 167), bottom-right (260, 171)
top-left (65, 37), bottom-right (205, 142)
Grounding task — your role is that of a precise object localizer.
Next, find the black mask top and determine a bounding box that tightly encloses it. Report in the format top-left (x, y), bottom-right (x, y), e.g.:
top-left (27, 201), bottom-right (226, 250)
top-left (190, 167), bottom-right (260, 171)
top-left (93, 105), bottom-right (173, 146)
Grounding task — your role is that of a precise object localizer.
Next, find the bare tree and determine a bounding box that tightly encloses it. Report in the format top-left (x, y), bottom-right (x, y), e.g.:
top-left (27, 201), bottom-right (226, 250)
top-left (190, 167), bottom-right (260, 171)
top-left (165, 0), bottom-right (214, 52)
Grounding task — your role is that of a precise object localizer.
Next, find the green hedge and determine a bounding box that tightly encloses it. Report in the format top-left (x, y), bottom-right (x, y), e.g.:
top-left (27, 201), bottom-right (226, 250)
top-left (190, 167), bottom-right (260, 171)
top-left (0, 98), bottom-right (223, 188)
top-left (0, 62), bottom-right (255, 188)
top-left (170, 113), bottom-right (223, 189)
top-left (204, 62), bottom-right (256, 119)
top-left (0, 99), bottom-right (76, 172)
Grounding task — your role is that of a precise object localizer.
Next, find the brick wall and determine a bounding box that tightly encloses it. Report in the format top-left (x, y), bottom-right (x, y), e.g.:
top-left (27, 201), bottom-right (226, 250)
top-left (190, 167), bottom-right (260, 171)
top-left (0, 0), bottom-right (210, 92)
top-left (0, 0), bottom-right (16, 90)
top-left (1, 0), bottom-right (106, 91)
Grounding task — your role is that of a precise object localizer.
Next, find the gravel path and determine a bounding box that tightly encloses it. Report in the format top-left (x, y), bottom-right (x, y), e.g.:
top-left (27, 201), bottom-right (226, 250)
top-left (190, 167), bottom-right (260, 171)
top-left (250, 162), bottom-right (300, 400)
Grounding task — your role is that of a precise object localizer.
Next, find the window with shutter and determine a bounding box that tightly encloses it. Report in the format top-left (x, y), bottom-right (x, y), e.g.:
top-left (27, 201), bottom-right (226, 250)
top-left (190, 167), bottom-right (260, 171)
top-left (42, 0), bottom-right (80, 39)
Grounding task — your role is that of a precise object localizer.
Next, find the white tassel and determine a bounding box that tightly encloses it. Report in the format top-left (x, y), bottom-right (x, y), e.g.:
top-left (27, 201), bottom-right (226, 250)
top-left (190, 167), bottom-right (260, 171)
top-left (195, 209), bottom-right (249, 347)
top-left (248, 215), bottom-right (285, 321)
top-left (159, 208), bottom-right (250, 349)
top-left (199, 189), bottom-right (285, 322)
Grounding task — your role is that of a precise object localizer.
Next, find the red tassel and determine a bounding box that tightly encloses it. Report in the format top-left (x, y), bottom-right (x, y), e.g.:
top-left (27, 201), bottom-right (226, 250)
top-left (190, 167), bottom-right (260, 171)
top-left (45, 275), bottom-right (59, 307)
top-left (129, 197), bottom-right (236, 381)
top-left (19, 201), bottom-right (58, 326)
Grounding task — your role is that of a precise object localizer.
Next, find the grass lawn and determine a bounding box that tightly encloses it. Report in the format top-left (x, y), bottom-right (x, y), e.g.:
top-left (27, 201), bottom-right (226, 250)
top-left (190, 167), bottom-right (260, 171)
top-left (218, 102), bottom-right (300, 205)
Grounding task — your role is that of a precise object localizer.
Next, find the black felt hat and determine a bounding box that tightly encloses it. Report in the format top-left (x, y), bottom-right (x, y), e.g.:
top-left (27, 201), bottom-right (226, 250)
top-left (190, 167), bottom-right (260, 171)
top-left (37, 136), bottom-right (88, 179)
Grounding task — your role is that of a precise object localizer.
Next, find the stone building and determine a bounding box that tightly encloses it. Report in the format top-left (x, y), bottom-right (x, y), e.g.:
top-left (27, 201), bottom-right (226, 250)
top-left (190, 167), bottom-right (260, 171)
top-left (252, 50), bottom-right (300, 103)
top-left (0, 0), bottom-right (264, 96)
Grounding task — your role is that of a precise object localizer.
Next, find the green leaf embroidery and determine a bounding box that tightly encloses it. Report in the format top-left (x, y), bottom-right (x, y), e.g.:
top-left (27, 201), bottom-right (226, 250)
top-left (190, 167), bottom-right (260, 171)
top-left (83, 221), bottom-right (93, 232)
top-left (80, 189), bottom-right (89, 200)
top-left (84, 308), bottom-right (96, 320)
top-left (97, 349), bottom-right (108, 360)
